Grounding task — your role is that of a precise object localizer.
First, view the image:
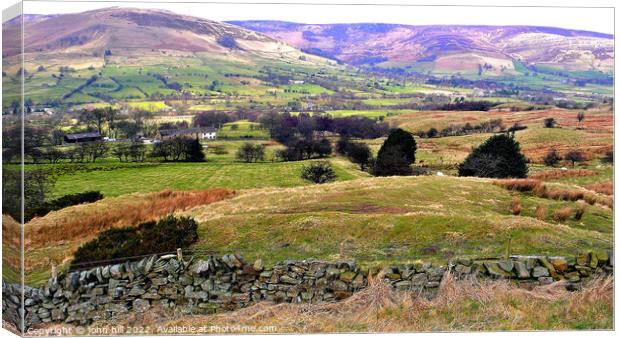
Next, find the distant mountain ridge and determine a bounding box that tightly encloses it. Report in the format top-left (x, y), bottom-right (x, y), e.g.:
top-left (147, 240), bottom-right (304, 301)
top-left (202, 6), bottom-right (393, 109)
top-left (2, 7), bottom-right (613, 79)
top-left (228, 20), bottom-right (614, 74)
top-left (2, 7), bottom-right (330, 66)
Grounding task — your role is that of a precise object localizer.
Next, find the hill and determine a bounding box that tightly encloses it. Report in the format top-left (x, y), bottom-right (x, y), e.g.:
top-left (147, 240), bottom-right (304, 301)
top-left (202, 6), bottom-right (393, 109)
top-left (1, 7), bottom-right (336, 107)
top-left (21, 175), bottom-right (612, 286)
top-left (3, 7), bottom-right (327, 62)
top-left (229, 21), bottom-right (614, 75)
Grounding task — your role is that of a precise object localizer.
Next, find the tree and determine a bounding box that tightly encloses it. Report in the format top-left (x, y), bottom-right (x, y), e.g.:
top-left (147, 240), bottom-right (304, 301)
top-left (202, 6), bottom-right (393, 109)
top-left (301, 161), bottom-right (337, 184)
top-left (236, 142), bottom-right (265, 163)
top-left (602, 150), bottom-right (613, 164)
top-left (577, 112), bottom-right (585, 124)
top-left (41, 147), bottom-right (65, 164)
top-left (543, 149), bottom-right (562, 167)
top-left (185, 139), bottom-right (205, 162)
top-left (372, 147), bottom-right (413, 176)
top-left (116, 120), bottom-right (140, 139)
top-left (193, 111), bottom-right (232, 128)
top-left (564, 150), bottom-right (584, 166)
top-left (3, 169), bottom-right (56, 221)
top-left (458, 134), bottom-right (528, 178)
top-left (313, 138), bottom-right (333, 158)
top-left (372, 128), bottom-right (417, 176)
top-left (543, 117), bottom-right (556, 128)
top-left (80, 142), bottom-right (109, 162)
top-left (336, 136), bottom-right (351, 155)
top-left (346, 142), bottom-right (372, 170)
top-left (79, 108), bottom-right (108, 135)
top-left (378, 128), bottom-right (416, 164)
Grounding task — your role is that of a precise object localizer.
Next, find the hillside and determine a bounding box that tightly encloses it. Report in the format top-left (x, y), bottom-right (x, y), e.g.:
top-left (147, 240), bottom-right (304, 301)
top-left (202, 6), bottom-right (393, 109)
top-left (1, 7), bottom-right (336, 107)
top-left (3, 7), bottom-right (327, 62)
top-left (229, 21), bottom-right (614, 75)
top-left (20, 175), bottom-right (612, 287)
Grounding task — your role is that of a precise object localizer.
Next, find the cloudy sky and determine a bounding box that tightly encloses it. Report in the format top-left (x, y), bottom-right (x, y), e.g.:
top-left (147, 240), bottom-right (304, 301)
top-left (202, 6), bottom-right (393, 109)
top-left (23, 0), bottom-right (615, 34)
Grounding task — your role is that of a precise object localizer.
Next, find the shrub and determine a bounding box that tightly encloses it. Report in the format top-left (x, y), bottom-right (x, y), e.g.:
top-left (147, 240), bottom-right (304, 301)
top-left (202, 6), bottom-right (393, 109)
top-left (602, 150), bottom-right (613, 164)
top-left (301, 161), bottom-right (337, 184)
top-left (510, 197), bottom-right (521, 216)
top-left (543, 118), bottom-right (556, 128)
top-left (71, 215), bottom-right (198, 269)
top-left (535, 204), bottom-right (547, 220)
top-left (564, 150), bottom-right (584, 166)
top-left (543, 149), bottom-right (562, 167)
top-left (458, 134), bottom-right (528, 178)
top-left (553, 207), bottom-right (573, 222)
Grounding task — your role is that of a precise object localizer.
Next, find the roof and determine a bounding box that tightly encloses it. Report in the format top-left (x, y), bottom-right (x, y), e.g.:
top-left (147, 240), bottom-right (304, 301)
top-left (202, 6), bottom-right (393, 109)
top-left (64, 132), bottom-right (102, 140)
top-left (159, 127), bottom-right (217, 137)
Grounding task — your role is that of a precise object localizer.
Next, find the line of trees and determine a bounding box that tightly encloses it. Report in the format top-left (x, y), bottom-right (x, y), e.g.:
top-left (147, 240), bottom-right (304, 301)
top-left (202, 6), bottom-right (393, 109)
top-left (150, 138), bottom-right (205, 162)
top-left (415, 119), bottom-right (504, 139)
top-left (259, 112), bottom-right (389, 144)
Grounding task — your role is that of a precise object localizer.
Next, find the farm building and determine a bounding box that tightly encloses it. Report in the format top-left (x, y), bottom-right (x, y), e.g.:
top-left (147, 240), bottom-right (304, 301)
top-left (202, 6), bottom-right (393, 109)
top-left (157, 127), bottom-right (217, 140)
top-left (63, 132), bottom-right (102, 144)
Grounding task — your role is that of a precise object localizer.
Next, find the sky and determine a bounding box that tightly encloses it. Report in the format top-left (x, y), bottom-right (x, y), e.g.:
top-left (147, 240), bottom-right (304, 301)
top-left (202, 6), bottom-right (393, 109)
top-left (22, 0), bottom-right (615, 34)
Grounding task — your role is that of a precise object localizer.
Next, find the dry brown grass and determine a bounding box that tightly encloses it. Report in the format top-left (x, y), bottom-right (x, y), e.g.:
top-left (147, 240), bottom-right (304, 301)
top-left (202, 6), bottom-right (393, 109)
top-left (493, 178), bottom-right (542, 192)
top-left (535, 204), bottom-right (547, 220)
top-left (43, 274), bottom-right (613, 333)
top-left (510, 197), bottom-right (521, 216)
top-left (530, 169), bottom-right (597, 181)
top-left (26, 189), bottom-right (235, 249)
top-left (494, 179), bottom-right (613, 209)
top-left (585, 182), bottom-right (613, 196)
top-left (553, 207), bottom-right (574, 222)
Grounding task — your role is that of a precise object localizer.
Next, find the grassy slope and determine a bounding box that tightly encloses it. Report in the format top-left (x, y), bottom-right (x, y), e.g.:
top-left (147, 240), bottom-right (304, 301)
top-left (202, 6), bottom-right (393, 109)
top-left (50, 159), bottom-right (359, 198)
top-left (23, 175), bottom-right (612, 287)
top-left (184, 176), bottom-right (612, 266)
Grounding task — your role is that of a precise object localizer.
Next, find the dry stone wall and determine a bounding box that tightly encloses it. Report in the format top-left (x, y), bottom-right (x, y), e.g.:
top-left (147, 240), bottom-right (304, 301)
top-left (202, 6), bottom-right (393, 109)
top-left (3, 250), bottom-right (613, 330)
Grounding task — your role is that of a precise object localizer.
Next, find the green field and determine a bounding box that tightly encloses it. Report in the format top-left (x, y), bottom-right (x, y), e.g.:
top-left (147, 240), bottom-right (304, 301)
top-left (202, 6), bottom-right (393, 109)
top-left (218, 120), bottom-right (269, 139)
top-left (47, 159), bottom-right (360, 198)
top-left (181, 175), bottom-right (613, 265)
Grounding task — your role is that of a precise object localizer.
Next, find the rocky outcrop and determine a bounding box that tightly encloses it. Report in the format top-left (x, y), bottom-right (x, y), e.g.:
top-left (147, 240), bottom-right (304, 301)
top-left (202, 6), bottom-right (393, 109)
top-left (2, 250), bottom-right (613, 330)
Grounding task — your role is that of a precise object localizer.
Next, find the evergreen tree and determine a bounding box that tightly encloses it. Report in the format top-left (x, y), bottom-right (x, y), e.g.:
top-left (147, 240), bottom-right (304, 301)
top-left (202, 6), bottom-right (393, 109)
top-left (185, 139), bottom-right (205, 162)
top-left (372, 128), bottom-right (416, 176)
top-left (378, 128), bottom-right (416, 163)
top-left (458, 134), bottom-right (528, 178)
top-left (372, 147), bottom-right (413, 176)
